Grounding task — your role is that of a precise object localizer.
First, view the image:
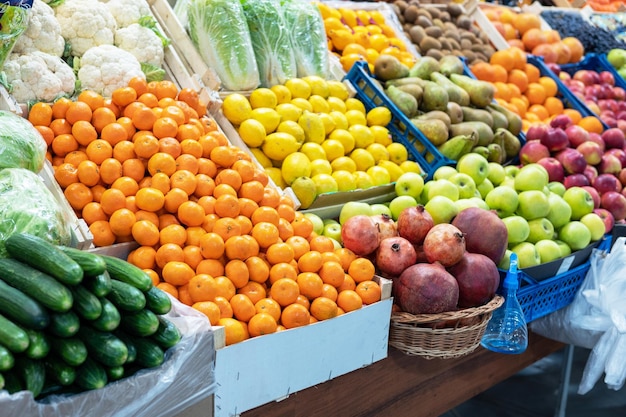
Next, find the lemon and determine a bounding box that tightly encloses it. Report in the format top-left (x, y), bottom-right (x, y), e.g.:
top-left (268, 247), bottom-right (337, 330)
top-left (281, 152), bottom-right (312, 186)
top-left (250, 147), bottom-right (273, 168)
top-left (222, 93), bottom-right (252, 125)
top-left (348, 124), bottom-right (375, 148)
top-left (290, 97), bottom-right (313, 112)
top-left (378, 160), bottom-right (405, 182)
top-left (400, 160), bottom-right (422, 174)
top-left (365, 143), bottom-right (390, 163)
top-left (318, 112), bottom-right (336, 135)
top-left (332, 170), bottom-right (357, 192)
top-left (291, 176), bottom-right (317, 209)
top-left (365, 48), bottom-right (380, 64)
top-left (275, 102), bottom-right (303, 122)
top-left (328, 128), bottom-right (355, 154)
top-left (238, 118), bottom-right (266, 148)
top-left (330, 155), bottom-right (357, 173)
top-left (349, 148), bottom-right (376, 172)
top-left (266, 166), bottom-right (287, 189)
top-left (285, 78), bottom-right (312, 99)
top-left (249, 88), bottom-right (278, 109)
top-left (321, 139), bottom-right (345, 162)
top-left (327, 80), bottom-right (350, 101)
top-left (270, 84), bottom-right (292, 104)
top-left (308, 95), bottom-right (331, 114)
top-left (345, 97), bottom-right (366, 113)
top-left (366, 165), bottom-right (391, 186)
top-left (366, 106), bottom-right (392, 127)
top-left (353, 170), bottom-right (375, 189)
top-left (387, 142), bottom-right (409, 164)
top-left (326, 96), bottom-right (347, 113)
top-left (345, 109), bottom-right (367, 127)
top-left (370, 125), bottom-right (392, 146)
top-left (262, 132), bottom-right (300, 161)
top-left (250, 108), bottom-right (281, 134)
top-left (300, 142), bottom-right (327, 161)
top-left (276, 120), bottom-right (305, 144)
top-left (303, 75), bottom-right (330, 98)
top-left (310, 159), bottom-right (332, 176)
top-left (312, 173), bottom-right (339, 195)
top-left (329, 111), bottom-right (349, 130)
top-left (298, 112), bottom-right (326, 144)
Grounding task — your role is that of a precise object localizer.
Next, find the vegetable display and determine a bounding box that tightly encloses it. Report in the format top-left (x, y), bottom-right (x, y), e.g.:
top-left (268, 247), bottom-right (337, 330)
top-left (0, 112), bottom-right (47, 172)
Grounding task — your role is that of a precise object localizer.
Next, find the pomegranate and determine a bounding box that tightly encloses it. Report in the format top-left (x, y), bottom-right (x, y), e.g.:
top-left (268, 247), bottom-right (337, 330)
top-left (396, 205), bottom-right (434, 245)
top-left (371, 213), bottom-right (398, 241)
top-left (375, 236), bottom-right (417, 278)
top-left (422, 224), bottom-right (466, 267)
top-left (341, 214), bottom-right (380, 256)
top-left (394, 263), bottom-right (459, 314)
top-left (447, 252), bottom-right (500, 307)
top-left (451, 207), bottom-right (508, 264)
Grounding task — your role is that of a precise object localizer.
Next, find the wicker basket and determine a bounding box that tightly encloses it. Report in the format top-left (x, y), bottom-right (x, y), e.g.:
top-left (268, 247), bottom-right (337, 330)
top-left (389, 295), bottom-right (505, 360)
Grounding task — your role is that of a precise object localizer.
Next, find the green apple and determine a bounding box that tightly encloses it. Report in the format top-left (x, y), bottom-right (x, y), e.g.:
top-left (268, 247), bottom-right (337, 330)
top-left (331, 170), bottom-right (357, 192)
top-left (370, 203), bottom-right (392, 217)
top-left (449, 173), bottom-right (477, 199)
top-left (562, 186), bottom-right (594, 221)
top-left (498, 249), bottom-right (513, 269)
top-left (526, 218), bottom-right (555, 244)
top-left (310, 159), bottom-right (332, 177)
top-left (455, 198), bottom-right (480, 212)
top-left (339, 201), bottom-right (373, 225)
top-left (388, 195), bottom-right (418, 220)
top-left (433, 165), bottom-right (458, 180)
top-left (546, 193), bottom-right (572, 229)
top-left (554, 239), bottom-right (572, 257)
top-left (427, 179), bottom-right (460, 202)
top-left (311, 173), bottom-right (338, 195)
top-left (424, 195), bottom-right (459, 224)
top-left (580, 212), bottom-right (606, 241)
top-left (502, 215), bottom-right (530, 244)
top-left (500, 176), bottom-right (516, 189)
top-left (514, 163), bottom-right (549, 192)
top-left (510, 241), bottom-right (541, 268)
top-left (303, 212), bottom-right (324, 235)
top-left (456, 153), bottom-right (489, 185)
top-left (547, 181), bottom-right (566, 197)
top-left (476, 178), bottom-right (494, 199)
top-left (485, 185), bottom-right (519, 216)
top-left (607, 48), bottom-right (626, 69)
top-left (516, 190), bottom-right (550, 220)
top-left (503, 165), bottom-right (520, 178)
top-left (328, 237), bottom-right (342, 250)
top-left (558, 221), bottom-right (592, 251)
top-left (419, 181), bottom-right (433, 204)
top-left (323, 218), bottom-right (340, 226)
top-left (322, 221), bottom-right (343, 244)
top-left (469, 197), bottom-right (490, 210)
top-left (487, 162), bottom-right (506, 186)
top-left (395, 171), bottom-right (425, 200)
top-left (366, 165), bottom-right (391, 186)
top-left (535, 239), bottom-right (563, 264)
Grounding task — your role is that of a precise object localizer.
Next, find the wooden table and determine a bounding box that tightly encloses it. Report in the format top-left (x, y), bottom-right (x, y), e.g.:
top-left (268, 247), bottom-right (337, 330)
top-left (242, 332), bottom-right (565, 417)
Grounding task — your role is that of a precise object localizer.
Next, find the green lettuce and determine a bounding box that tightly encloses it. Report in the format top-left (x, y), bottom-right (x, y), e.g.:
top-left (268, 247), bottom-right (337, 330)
top-left (0, 110), bottom-right (47, 173)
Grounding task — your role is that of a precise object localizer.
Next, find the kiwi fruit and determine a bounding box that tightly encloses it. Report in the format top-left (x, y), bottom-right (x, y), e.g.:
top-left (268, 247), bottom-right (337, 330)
top-left (461, 50), bottom-right (476, 62)
top-left (447, 38), bottom-right (461, 51)
top-left (443, 29), bottom-right (460, 43)
top-left (426, 49), bottom-right (444, 61)
top-left (424, 26), bottom-right (442, 38)
top-left (404, 5), bottom-right (419, 23)
top-left (456, 16), bottom-right (472, 30)
top-left (438, 11), bottom-right (451, 22)
top-left (394, 0), bottom-right (409, 13)
top-left (470, 44), bottom-right (488, 53)
top-left (443, 22), bottom-right (458, 32)
top-left (440, 38), bottom-right (451, 51)
top-left (416, 15), bottom-right (432, 28)
top-left (460, 38), bottom-right (472, 50)
top-left (408, 26), bottom-right (426, 44)
top-left (419, 36), bottom-right (441, 53)
top-left (433, 18), bottom-right (445, 29)
top-left (446, 3), bottom-right (464, 17)
top-left (426, 7), bottom-right (440, 20)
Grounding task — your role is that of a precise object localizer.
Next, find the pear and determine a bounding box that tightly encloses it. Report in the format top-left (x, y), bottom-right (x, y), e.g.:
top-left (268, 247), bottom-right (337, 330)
top-left (488, 103), bottom-right (522, 136)
top-left (438, 55), bottom-right (465, 77)
top-left (411, 118), bottom-right (449, 146)
top-left (430, 72), bottom-right (470, 106)
top-left (420, 81), bottom-right (449, 112)
top-left (408, 56), bottom-right (440, 79)
top-left (374, 54), bottom-right (409, 81)
top-left (416, 110), bottom-right (451, 129)
top-left (449, 74), bottom-right (495, 108)
top-left (460, 106), bottom-right (494, 128)
top-left (291, 176), bottom-right (317, 209)
top-left (386, 85), bottom-right (418, 118)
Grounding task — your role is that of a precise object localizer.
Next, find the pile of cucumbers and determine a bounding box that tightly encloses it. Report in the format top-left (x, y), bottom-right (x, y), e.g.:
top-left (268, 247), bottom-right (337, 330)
top-left (0, 233), bottom-right (182, 398)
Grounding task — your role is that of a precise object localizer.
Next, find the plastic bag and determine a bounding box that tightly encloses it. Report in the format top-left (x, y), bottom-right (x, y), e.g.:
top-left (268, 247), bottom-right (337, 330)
top-left (0, 297), bottom-right (216, 417)
top-left (0, 109), bottom-right (47, 173)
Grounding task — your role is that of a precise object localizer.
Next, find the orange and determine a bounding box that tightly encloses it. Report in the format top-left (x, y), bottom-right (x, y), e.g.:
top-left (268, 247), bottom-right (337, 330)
top-left (50, 118), bottom-right (72, 137)
top-left (251, 221), bottom-right (280, 249)
top-left (254, 298), bottom-right (281, 322)
top-left (554, 41), bottom-right (572, 65)
top-left (277, 218), bottom-right (294, 241)
top-left (162, 261), bottom-right (195, 286)
top-left (214, 296), bottom-right (234, 318)
top-left (157, 282), bottom-right (178, 299)
top-left (527, 104), bottom-right (549, 122)
top-left (337, 289), bottom-right (363, 312)
top-left (177, 200), bottom-right (205, 227)
top-left (65, 101), bottom-right (93, 125)
top-left (310, 296), bottom-right (339, 321)
top-left (280, 303), bottom-right (310, 329)
top-left (112, 140), bottom-right (136, 163)
top-left (64, 150), bottom-right (89, 167)
top-left (356, 280), bottom-right (382, 305)
top-left (251, 206), bottom-right (280, 227)
top-left (247, 313), bottom-right (278, 337)
top-left (112, 86), bottom-right (138, 108)
top-left (131, 105), bottom-right (158, 131)
top-left (265, 242), bottom-right (295, 265)
top-left (237, 281), bottom-right (266, 305)
top-left (150, 80), bottom-right (179, 101)
top-left (334, 247), bottom-right (357, 271)
top-left (521, 28), bottom-right (547, 52)
top-left (135, 210), bottom-right (159, 227)
top-left (100, 188), bottom-right (127, 215)
top-left (188, 273), bottom-right (218, 303)
top-left (89, 220), bottom-right (116, 247)
top-left (538, 76), bottom-right (558, 98)
top-left (155, 242), bottom-right (185, 269)
top-left (321, 283), bottom-right (339, 302)
top-left (214, 276), bottom-right (237, 300)
top-left (269, 277), bottom-right (300, 307)
top-left (225, 259), bottom-right (250, 289)
top-left (133, 133), bottom-right (160, 160)
top-left (176, 153), bottom-right (200, 175)
top-left (489, 49), bottom-right (515, 72)
top-left (563, 108), bottom-right (583, 125)
top-left (194, 174), bottom-right (216, 198)
top-left (131, 219), bottom-right (160, 246)
top-left (290, 214), bottom-right (314, 238)
top-left (192, 301), bottom-right (220, 325)
top-left (269, 262), bottom-right (298, 284)
top-left (297, 250), bottom-right (323, 273)
top-left (544, 96), bottom-right (564, 116)
top-left (296, 272), bottom-right (324, 299)
top-left (108, 207), bottom-right (136, 237)
top-left (214, 193), bottom-right (240, 218)
top-left (64, 182), bottom-right (93, 211)
top-left (70, 120), bottom-right (97, 147)
top-left (507, 69), bottom-right (529, 94)
top-left (562, 37), bottom-right (584, 62)
top-left (128, 76), bottom-right (149, 97)
top-left (230, 293), bottom-right (256, 322)
top-left (111, 176), bottom-right (139, 197)
top-left (195, 258), bottom-right (225, 278)
top-left (218, 317), bottom-right (248, 346)
top-left (122, 158), bottom-right (145, 182)
top-left (135, 187), bottom-right (165, 212)
top-left (170, 169), bottom-right (197, 196)
top-left (348, 257), bottom-right (376, 283)
top-left (525, 83), bottom-right (547, 106)
top-left (210, 145), bottom-right (238, 168)
top-left (159, 223), bottom-right (187, 247)
top-left (246, 256), bottom-right (270, 284)
top-left (578, 116), bottom-right (604, 134)
top-left (318, 261), bottom-right (346, 288)
top-left (81, 201), bottom-right (107, 225)
top-left (513, 13), bottom-right (541, 35)
top-left (163, 187), bottom-right (189, 214)
top-left (532, 43), bottom-right (558, 64)
top-left (85, 139), bottom-right (113, 165)
top-left (35, 125), bottom-right (55, 146)
top-left (285, 235), bottom-right (310, 261)
top-left (99, 157), bottom-right (123, 185)
top-left (28, 102), bottom-right (53, 126)
top-left (54, 162), bottom-right (79, 188)
top-left (51, 133), bottom-right (79, 157)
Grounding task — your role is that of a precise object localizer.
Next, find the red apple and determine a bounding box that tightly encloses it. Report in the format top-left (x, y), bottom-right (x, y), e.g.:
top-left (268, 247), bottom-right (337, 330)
top-left (541, 127), bottom-right (569, 152)
top-left (582, 185), bottom-right (601, 208)
top-left (592, 173), bottom-right (622, 195)
top-left (550, 114), bottom-right (574, 130)
top-left (619, 167), bottom-right (626, 187)
top-left (598, 154), bottom-right (622, 175)
top-left (593, 208), bottom-right (615, 234)
top-left (525, 124), bottom-right (548, 142)
top-left (601, 190), bottom-right (626, 221)
top-left (519, 140), bottom-right (550, 165)
top-left (577, 141), bottom-right (603, 165)
top-left (564, 173), bottom-right (591, 188)
top-left (587, 132), bottom-right (606, 151)
top-left (584, 165), bottom-right (599, 184)
top-left (602, 128), bottom-right (626, 149)
top-left (614, 87), bottom-right (626, 101)
top-left (606, 148), bottom-right (626, 168)
top-left (565, 124), bottom-right (590, 148)
top-left (555, 148), bottom-right (587, 174)
top-left (536, 157), bottom-right (565, 183)
top-left (600, 71), bottom-right (615, 86)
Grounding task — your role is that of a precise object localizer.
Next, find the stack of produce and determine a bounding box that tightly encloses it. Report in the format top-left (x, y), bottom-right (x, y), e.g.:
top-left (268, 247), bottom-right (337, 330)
top-left (0, 233), bottom-right (179, 397)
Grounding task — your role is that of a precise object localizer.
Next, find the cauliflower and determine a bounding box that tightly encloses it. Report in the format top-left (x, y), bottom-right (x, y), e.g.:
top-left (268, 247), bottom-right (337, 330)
top-left (115, 23), bottom-right (164, 67)
top-left (77, 45), bottom-right (145, 97)
top-left (13, 0), bottom-right (65, 57)
top-left (54, 0), bottom-right (117, 57)
top-left (4, 51), bottom-right (76, 103)
top-left (102, 0), bottom-right (151, 29)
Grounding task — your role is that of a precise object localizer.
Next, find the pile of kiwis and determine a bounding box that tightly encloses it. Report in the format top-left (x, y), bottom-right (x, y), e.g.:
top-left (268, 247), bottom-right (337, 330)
top-left (391, 1), bottom-right (496, 65)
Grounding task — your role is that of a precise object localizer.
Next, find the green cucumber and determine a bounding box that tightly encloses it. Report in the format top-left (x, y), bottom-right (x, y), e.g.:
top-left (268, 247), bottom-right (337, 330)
top-left (15, 357), bottom-right (46, 398)
top-left (102, 255), bottom-right (153, 292)
top-left (48, 311), bottom-right (80, 338)
top-left (114, 331), bottom-right (137, 364)
top-left (0, 314), bottom-right (29, 353)
top-left (75, 357), bottom-right (108, 390)
top-left (58, 246), bottom-right (107, 276)
top-left (0, 277), bottom-right (49, 330)
top-left (70, 284), bottom-right (102, 321)
top-left (0, 373), bottom-right (3, 390)
top-left (83, 271), bottom-right (112, 298)
top-left (152, 317), bottom-right (182, 349)
top-left (0, 258), bottom-right (73, 312)
top-left (0, 344), bottom-right (14, 371)
top-left (77, 326), bottom-right (128, 367)
top-left (145, 286), bottom-right (172, 315)
top-left (106, 365), bottom-right (125, 381)
top-left (49, 336), bottom-right (88, 367)
top-left (25, 329), bottom-right (50, 360)
top-left (91, 297), bottom-right (121, 332)
top-left (126, 334), bottom-right (165, 368)
top-left (120, 309), bottom-right (159, 337)
top-left (107, 279), bottom-right (146, 312)
top-left (44, 354), bottom-right (76, 386)
top-left (2, 370), bottom-right (22, 393)
top-left (4, 233), bottom-right (83, 285)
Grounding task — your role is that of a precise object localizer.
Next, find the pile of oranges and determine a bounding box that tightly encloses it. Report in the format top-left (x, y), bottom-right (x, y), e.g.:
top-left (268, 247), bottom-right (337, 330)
top-left (31, 77), bottom-right (383, 346)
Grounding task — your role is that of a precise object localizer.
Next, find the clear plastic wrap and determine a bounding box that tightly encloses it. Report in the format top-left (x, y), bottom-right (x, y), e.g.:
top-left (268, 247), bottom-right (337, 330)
top-left (0, 297), bottom-right (216, 417)
top-left (240, 0), bottom-right (296, 87)
top-left (0, 168), bottom-right (72, 257)
top-left (281, 0), bottom-right (329, 79)
top-left (0, 109), bottom-right (47, 173)
top-left (185, 0), bottom-right (260, 91)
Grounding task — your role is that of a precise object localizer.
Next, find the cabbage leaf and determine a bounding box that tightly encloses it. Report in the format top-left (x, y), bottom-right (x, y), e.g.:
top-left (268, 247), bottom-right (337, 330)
top-left (0, 110), bottom-right (47, 173)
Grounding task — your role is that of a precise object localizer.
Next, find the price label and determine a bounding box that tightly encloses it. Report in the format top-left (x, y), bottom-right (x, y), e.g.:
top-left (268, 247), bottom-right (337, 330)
top-left (556, 255), bottom-right (575, 276)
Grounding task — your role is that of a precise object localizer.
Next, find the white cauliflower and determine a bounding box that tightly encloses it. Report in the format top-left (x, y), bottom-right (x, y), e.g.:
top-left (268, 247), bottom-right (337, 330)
top-left (4, 51), bottom-right (76, 103)
top-left (115, 23), bottom-right (164, 67)
top-left (13, 0), bottom-right (65, 57)
top-left (54, 0), bottom-right (117, 57)
top-left (102, 0), bottom-right (151, 29)
top-left (77, 45), bottom-right (145, 97)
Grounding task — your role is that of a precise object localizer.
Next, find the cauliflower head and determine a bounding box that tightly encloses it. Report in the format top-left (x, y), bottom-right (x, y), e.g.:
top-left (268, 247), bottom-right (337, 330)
top-left (55, 0), bottom-right (117, 57)
top-left (4, 51), bottom-right (76, 103)
top-left (103, 0), bottom-right (151, 29)
top-left (78, 45), bottom-right (146, 97)
top-left (13, 0), bottom-right (65, 57)
top-left (115, 23), bottom-right (164, 67)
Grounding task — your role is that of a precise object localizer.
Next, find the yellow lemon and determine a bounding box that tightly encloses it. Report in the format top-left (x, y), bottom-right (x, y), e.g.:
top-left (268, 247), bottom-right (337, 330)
top-left (308, 94), bottom-right (331, 114)
top-left (370, 125), bottom-right (392, 146)
top-left (262, 132), bottom-right (300, 160)
top-left (369, 33), bottom-right (392, 53)
top-left (328, 128), bottom-right (355, 154)
top-left (353, 170), bottom-right (375, 189)
top-left (238, 118), bottom-right (266, 148)
top-left (290, 97), bottom-right (313, 112)
top-left (345, 109), bottom-right (367, 127)
top-left (339, 7), bottom-right (357, 27)
top-left (321, 139), bottom-right (345, 162)
top-left (266, 166), bottom-right (287, 189)
top-left (366, 165), bottom-right (391, 186)
top-left (303, 75), bottom-right (330, 98)
top-left (329, 111), bottom-right (349, 130)
top-left (270, 84), bottom-right (292, 104)
top-left (249, 88), bottom-right (278, 109)
top-left (318, 112), bottom-right (336, 135)
top-left (327, 96), bottom-right (347, 113)
top-left (250, 108), bottom-right (281, 133)
top-left (345, 97), bottom-right (366, 113)
top-left (365, 48), bottom-right (380, 64)
top-left (285, 78), bottom-right (312, 99)
top-left (222, 93), bottom-right (252, 126)
top-left (249, 147), bottom-right (273, 168)
top-left (348, 124), bottom-right (375, 148)
top-left (310, 159), bottom-right (332, 176)
top-left (281, 152), bottom-right (312, 186)
top-left (400, 160), bottom-right (422, 174)
top-left (330, 155), bottom-right (357, 173)
top-left (276, 120), bottom-right (305, 144)
top-left (300, 142), bottom-right (327, 161)
top-left (378, 160), bottom-right (405, 182)
top-left (365, 143), bottom-right (390, 163)
top-left (298, 111), bottom-right (326, 144)
top-left (275, 102), bottom-right (303, 122)
top-left (349, 148), bottom-right (376, 172)
top-left (332, 170), bottom-right (357, 192)
top-left (366, 106), bottom-right (392, 127)
top-left (327, 80), bottom-right (350, 101)
top-left (387, 142), bottom-right (409, 164)
top-left (339, 53), bottom-right (366, 72)
top-left (311, 173), bottom-right (339, 195)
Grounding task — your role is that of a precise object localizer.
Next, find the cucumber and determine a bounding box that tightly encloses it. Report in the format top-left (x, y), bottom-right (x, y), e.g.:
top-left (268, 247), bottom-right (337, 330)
top-left (127, 334), bottom-right (165, 368)
top-left (70, 284), bottom-right (102, 321)
top-left (105, 365), bottom-right (125, 381)
top-left (91, 297), bottom-right (121, 332)
top-left (145, 286), bottom-right (172, 315)
top-left (4, 233), bottom-right (83, 285)
top-left (58, 246), bottom-right (107, 276)
top-left (0, 314), bottom-right (29, 353)
top-left (152, 317), bottom-right (182, 349)
top-left (49, 336), bottom-right (88, 367)
top-left (107, 279), bottom-right (146, 312)
top-left (102, 255), bottom-right (153, 292)
top-left (48, 311), bottom-right (80, 338)
top-left (0, 372), bottom-right (3, 390)
top-left (15, 357), bottom-right (46, 398)
top-left (25, 329), bottom-right (50, 360)
top-left (0, 344), bottom-right (14, 371)
top-left (2, 370), bottom-right (22, 393)
top-left (44, 354), bottom-right (76, 386)
top-left (75, 357), bottom-right (108, 390)
top-left (77, 326), bottom-right (128, 367)
top-left (0, 258), bottom-right (73, 312)
top-left (114, 331), bottom-right (137, 364)
top-left (83, 271), bottom-right (112, 298)
top-left (0, 277), bottom-right (49, 330)
top-left (120, 309), bottom-right (159, 337)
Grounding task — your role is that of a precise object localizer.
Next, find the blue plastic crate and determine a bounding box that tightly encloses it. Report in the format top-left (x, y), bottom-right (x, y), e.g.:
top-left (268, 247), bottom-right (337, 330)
top-left (560, 52), bottom-right (626, 91)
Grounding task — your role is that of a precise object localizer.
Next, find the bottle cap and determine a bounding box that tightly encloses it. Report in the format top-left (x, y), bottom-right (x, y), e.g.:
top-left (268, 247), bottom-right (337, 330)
top-left (503, 252), bottom-right (519, 290)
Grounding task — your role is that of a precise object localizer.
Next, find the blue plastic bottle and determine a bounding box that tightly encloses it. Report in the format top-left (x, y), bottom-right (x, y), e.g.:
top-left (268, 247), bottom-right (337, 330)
top-left (481, 253), bottom-right (528, 354)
